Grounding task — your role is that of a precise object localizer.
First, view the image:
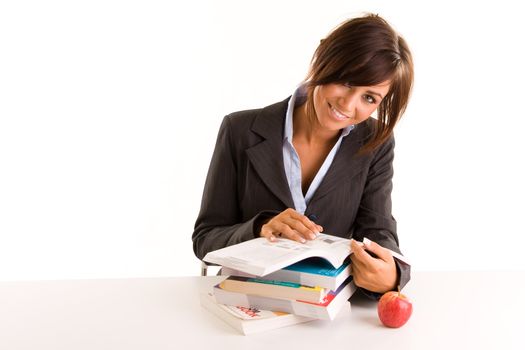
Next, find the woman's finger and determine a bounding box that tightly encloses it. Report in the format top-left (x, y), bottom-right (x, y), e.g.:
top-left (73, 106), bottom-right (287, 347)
top-left (259, 225), bottom-right (277, 242)
top-left (271, 221), bottom-right (306, 243)
top-left (350, 261), bottom-right (369, 289)
top-left (262, 208), bottom-right (323, 243)
top-left (282, 216), bottom-right (316, 240)
top-left (363, 239), bottom-right (394, 263)
top-left (295, 214), bottom-right (321, 236)
top-left (283, 209), bottom-right (322, 239)
top-left (350, 239), bottom-right (375, 268)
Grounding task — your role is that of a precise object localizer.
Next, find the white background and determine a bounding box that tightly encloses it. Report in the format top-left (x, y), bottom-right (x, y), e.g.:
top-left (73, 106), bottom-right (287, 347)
top-left (1, 0), bottom-right (524, 281)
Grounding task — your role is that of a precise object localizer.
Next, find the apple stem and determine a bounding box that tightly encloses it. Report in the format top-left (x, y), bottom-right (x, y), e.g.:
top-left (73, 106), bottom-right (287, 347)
top-left (397, 285), bottom-right (400, 296)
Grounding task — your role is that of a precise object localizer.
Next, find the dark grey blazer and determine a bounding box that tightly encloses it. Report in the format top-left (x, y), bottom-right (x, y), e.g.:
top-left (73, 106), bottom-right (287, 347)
top-left (192, 97), bottom-right (410, 293)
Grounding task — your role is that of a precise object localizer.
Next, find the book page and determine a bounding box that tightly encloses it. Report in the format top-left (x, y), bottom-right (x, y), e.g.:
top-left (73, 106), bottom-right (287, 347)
top-left (308, 234), bottom-right (350, 263)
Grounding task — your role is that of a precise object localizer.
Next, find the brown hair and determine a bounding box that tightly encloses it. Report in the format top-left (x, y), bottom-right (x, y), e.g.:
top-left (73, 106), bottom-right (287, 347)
top-left (304, 14), bottom-right (414, 153)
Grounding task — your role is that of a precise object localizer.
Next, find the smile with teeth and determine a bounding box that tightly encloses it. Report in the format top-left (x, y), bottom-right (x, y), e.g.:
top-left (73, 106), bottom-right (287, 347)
top-left (329, 103), bottom-right (352, 120)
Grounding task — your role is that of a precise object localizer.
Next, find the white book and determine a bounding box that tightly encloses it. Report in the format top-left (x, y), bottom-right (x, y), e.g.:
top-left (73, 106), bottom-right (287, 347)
top-left (204, 233), bottom-right (351, 277)
top-left (199, 292), bottom-right (314, 335)
top-left (204, 234), bottom-right (409, 277)
top-left (213, 277), bottom-right (357, 321)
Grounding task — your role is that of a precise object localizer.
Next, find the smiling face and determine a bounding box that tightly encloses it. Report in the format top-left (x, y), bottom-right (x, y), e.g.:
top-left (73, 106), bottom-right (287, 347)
top-left (312, 81), bottom-right (391, 131)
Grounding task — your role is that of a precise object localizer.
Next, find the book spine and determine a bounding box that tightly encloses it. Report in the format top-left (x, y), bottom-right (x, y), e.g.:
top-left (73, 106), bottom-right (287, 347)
top-left (221, 278), bottom-right (324, 303)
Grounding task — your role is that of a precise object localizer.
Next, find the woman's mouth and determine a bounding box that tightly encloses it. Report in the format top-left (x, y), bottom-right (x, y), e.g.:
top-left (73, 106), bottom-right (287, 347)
top-left (328, 103), bottom-right (352, 121)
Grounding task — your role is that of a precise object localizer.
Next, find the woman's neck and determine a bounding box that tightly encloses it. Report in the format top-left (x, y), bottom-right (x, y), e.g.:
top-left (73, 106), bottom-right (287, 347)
top-left (292, 102), bottom-right (340, 146)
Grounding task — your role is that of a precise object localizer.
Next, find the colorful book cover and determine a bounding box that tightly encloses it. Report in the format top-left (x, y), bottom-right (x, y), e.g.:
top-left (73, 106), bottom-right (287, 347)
top-left (221, 257), bottom-right (351, 290)
top-left (284, 257), bottom-right (350, 277)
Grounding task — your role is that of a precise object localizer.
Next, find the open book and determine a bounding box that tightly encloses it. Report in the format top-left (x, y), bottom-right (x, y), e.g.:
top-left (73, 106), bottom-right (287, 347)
top-left (203, 234), bottom-right (409, 277)
top-left (204, 233), bottom-right (350, 276)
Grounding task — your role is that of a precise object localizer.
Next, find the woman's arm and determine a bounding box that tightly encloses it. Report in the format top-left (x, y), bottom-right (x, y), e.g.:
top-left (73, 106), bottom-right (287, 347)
top-left (192, 116), bottom-right (280, 260)
top-left (351, 135), bottom-right (411, 296)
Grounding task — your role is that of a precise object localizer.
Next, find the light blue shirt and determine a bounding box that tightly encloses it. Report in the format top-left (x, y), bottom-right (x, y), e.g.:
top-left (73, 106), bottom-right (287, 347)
top-left (283, 84), bottom-right (354, 214)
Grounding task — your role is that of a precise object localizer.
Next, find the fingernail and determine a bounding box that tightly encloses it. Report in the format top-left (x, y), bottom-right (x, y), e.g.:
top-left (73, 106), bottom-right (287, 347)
top-left (300, 237), bottom-right (306, 243)
top-left (270, 236), bottom-right (275, 242)
top-left (309, 233), bottom-right (316, 240)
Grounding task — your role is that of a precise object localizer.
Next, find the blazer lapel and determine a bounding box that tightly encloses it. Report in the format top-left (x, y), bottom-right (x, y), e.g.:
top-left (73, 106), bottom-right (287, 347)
top-left (308, 121), bottom-right (370, 203)
top-left (245, 98), bottom-right (295, 209)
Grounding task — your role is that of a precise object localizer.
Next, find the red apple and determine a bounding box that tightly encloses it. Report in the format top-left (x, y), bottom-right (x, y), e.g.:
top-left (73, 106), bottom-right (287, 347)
top-left (377, 291), bottom-right (413, 328)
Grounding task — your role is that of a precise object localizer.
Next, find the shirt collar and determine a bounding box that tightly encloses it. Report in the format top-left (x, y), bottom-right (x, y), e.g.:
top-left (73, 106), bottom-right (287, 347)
top-left (284, 84), bottom-right (354, 142)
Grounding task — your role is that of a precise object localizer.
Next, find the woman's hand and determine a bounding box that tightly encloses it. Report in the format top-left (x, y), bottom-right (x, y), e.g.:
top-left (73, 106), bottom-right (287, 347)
top-left (350, 239), bottom-right (397, 294)
top-left (259, 208), bottom-right (323, 243)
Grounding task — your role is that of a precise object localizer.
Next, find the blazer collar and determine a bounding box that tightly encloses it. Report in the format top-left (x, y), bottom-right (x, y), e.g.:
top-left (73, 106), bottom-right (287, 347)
top-left (246, 97), bottom-right (295, 208)
top-left (250, 97), bottom-right (291, 141)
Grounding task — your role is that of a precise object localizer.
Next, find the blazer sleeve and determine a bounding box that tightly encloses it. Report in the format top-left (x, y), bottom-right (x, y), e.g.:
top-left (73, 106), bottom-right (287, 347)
top-left (352, 135), bottom-right (411, 297)
top-left (192, 116), bottom-right (279, 261)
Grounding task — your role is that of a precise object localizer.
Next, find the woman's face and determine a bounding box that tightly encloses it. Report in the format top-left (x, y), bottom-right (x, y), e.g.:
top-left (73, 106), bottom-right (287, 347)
top-left (312, 81), bottom-right (391, 131)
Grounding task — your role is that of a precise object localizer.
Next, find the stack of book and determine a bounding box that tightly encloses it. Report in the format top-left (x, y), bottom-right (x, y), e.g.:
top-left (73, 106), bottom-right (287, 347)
top-left (200, 233), bottom-right (357, 334)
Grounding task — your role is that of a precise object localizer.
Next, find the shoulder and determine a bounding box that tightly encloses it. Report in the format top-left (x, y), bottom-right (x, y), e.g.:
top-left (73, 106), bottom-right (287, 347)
top-left (222, 107), bottom-right (263, 133)
top-left (221, 97), bottom-right (291, 140)
top-left (360, 118), bottom-right (396, 146)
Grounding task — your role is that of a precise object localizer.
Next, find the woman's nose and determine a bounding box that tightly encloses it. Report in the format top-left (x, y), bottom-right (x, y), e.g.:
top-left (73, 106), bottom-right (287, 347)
top-left (339, 90), bottom-right (358, 113)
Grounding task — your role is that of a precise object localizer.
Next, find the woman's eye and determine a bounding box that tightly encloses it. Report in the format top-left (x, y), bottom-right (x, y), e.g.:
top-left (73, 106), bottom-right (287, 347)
top-left (364, 95), bottom-right (376, 104)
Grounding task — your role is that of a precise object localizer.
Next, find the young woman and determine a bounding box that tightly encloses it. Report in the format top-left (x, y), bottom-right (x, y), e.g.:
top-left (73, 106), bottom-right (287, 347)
top-left (192, 14), bottom-right (414, 297)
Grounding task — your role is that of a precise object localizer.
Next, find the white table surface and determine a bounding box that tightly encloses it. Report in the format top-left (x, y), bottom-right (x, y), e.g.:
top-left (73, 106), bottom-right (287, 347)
top-left (1, 271), bottom-right (524, 350)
